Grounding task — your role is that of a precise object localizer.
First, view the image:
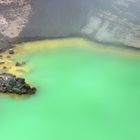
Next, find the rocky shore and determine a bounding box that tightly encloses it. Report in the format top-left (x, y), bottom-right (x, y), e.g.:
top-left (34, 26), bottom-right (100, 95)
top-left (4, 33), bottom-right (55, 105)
top-left (0, 47), bottom-right (36, 95)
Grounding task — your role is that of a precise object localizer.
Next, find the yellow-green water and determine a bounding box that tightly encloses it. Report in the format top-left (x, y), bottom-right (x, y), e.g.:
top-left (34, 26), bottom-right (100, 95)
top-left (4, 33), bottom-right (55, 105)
top-left (0, 38), bottom-right (140, 140)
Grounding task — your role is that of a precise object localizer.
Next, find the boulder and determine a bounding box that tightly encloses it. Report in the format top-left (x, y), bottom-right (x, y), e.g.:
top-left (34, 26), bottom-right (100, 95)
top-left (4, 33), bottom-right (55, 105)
top-left (0, 73), bottom-right (36, 95)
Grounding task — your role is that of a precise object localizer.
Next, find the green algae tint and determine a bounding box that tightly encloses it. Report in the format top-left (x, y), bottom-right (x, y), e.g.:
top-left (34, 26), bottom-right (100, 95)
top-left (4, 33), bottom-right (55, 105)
top-left (0, 39), bottom-right (140, 140)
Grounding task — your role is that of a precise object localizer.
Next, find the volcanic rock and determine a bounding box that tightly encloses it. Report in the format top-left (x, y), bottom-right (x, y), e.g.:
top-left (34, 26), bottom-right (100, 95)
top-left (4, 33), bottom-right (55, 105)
top-left (0, 73), bottom-right (36, 95)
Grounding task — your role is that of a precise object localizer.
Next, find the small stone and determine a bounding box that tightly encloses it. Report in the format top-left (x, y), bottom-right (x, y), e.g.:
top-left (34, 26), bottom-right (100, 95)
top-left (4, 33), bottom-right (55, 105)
top-left (0, 61), bottom-right (5, 64)
top-left (15, 61), bottom-right (26, 67)
top-left (7, 55), bottom-right (11, 58)
top-left (15, 62), bottom-right (21, 66)
top-left (3, 66), bottom-right (7, 69)
top-left (8, 49), bottom-right (14, 55)
top-left (22, 61), bottom-right (26, 65)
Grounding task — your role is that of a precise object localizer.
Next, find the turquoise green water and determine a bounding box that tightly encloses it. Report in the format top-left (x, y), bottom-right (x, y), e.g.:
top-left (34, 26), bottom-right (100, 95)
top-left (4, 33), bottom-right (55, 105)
top-left (1, 41), bottom-right (140, 140)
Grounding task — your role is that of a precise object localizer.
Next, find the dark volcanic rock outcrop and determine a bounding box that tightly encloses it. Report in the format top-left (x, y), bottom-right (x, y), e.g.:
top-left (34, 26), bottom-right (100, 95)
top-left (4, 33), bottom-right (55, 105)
top-left (0, 73), bottom-right (36, 95)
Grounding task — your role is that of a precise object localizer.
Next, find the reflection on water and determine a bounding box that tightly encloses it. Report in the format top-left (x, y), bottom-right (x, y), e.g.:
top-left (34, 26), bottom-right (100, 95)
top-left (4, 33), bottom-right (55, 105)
top-left (0, 38), bottom-right (140, 140)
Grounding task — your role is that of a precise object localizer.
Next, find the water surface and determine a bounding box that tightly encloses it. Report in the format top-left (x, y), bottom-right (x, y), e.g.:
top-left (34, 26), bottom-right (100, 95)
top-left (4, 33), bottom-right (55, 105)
top-left (0, 38), bottom-right (140, 140)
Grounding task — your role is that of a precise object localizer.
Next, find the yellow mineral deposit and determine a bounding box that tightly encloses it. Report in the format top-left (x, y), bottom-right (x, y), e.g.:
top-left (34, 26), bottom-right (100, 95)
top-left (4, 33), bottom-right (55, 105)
top-left (0, 48), bottom-right (29, 77)
top-left (1, 37), bottom-right (140, 78)
top-left (14, 38), bottom-right (140, 58)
